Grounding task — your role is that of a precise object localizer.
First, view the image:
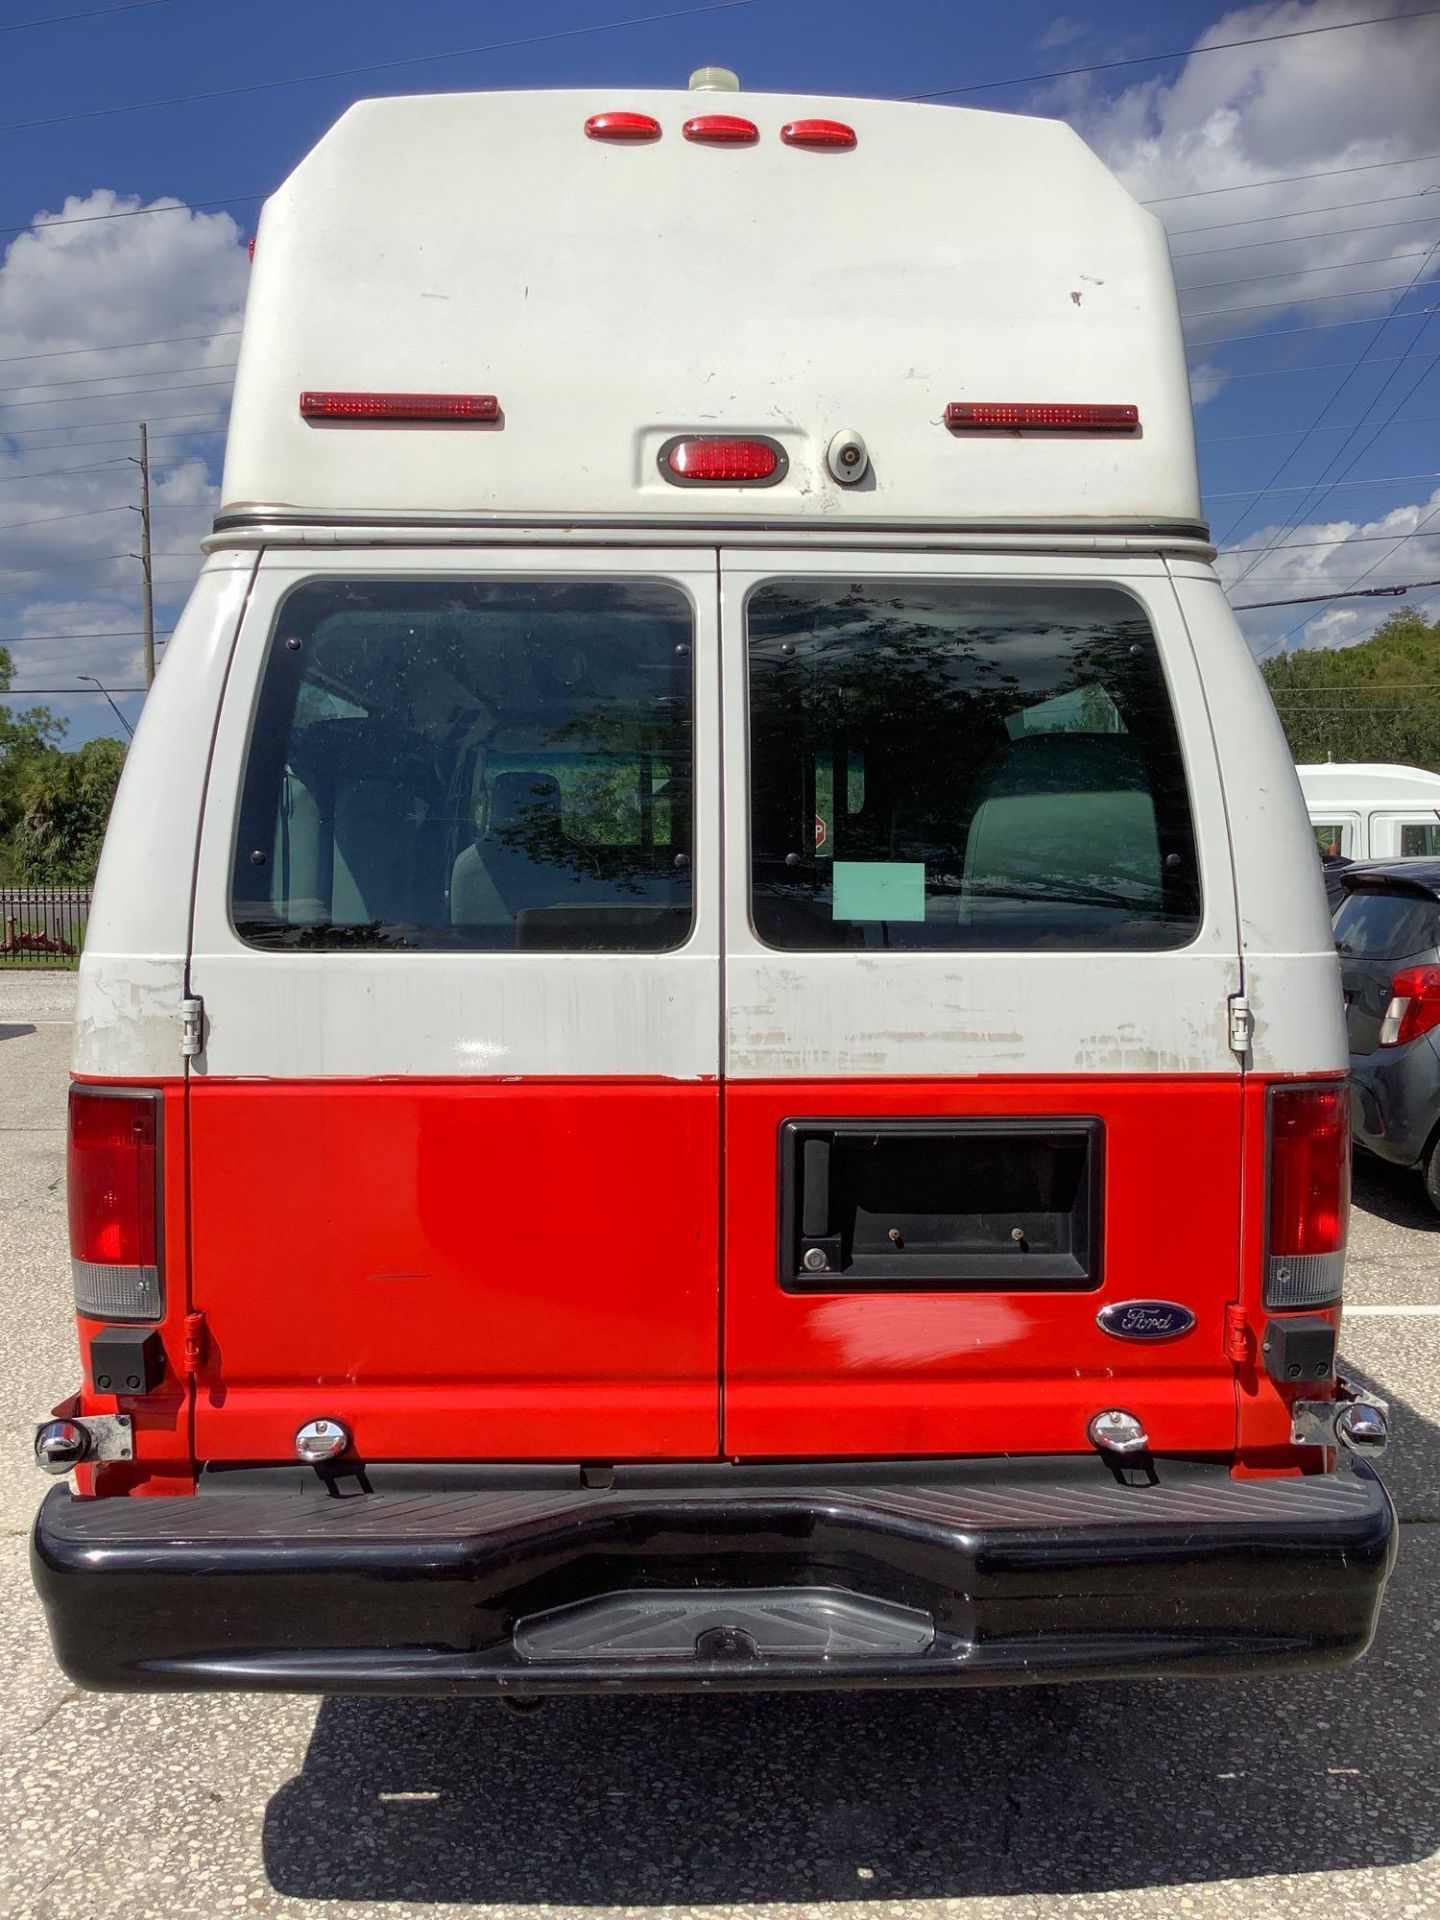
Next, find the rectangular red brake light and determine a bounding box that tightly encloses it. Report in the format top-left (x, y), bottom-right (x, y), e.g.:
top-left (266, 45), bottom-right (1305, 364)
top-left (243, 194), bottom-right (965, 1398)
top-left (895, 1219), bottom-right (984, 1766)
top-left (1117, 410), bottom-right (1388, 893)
top-left (300, 392), bottom-right (500, 423)
top-left (945, 402), bottom-right (1139, 432)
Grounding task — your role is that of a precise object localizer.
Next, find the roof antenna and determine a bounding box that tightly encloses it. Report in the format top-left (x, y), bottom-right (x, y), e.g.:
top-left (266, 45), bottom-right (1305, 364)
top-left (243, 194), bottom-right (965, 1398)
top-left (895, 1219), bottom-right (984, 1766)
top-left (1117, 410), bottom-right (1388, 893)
top-left (689, 66), bottom-right (740, 91)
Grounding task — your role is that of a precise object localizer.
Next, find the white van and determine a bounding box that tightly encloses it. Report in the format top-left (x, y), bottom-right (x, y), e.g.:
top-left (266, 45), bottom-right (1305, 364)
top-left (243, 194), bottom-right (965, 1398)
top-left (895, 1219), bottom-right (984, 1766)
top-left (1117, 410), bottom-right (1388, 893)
top-left (32, 81), bottom-right (1394, 1697)
top-left (1298, 762), bottom-right (1440, 861)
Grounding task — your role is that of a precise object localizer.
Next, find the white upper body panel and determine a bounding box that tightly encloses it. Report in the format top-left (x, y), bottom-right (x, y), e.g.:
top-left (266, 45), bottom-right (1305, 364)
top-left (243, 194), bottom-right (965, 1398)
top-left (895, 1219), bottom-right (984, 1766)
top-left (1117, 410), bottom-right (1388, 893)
top-left (221, 88), bottom-right (1199, 531)
top-left (1297, 763), bottom-right (1440, 808)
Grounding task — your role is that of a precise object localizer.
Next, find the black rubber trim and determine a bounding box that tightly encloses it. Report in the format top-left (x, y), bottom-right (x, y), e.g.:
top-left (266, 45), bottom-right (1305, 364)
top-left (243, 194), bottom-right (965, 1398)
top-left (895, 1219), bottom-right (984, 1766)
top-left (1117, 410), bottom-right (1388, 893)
top-left (208, 509), bottom-right (1215, 542)
top-left (31, 1461), bottom-right (1395, 1696)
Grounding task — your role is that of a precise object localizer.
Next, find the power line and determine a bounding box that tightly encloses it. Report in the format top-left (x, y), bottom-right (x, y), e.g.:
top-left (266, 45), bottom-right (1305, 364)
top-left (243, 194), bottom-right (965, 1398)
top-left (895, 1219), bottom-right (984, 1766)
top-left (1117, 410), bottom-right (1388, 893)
top-left (0, 457), bottom-right (128, 485)
top-left (1142, 152), bottom-right (1440, 206)
top-left (1231, 578), bottom-right (1440, 609)
top-left (0, 0), bottom-right (767, 134)
top-left (1173, 213), bottom-right (1440, 262)
top-left (0, 358), bottom-right (237, 396)
top-left (1223, 527), bottom-right (1440, 557)
top-left (0, 329), bottom-right (240, 368)
top-left (1183, 274), bottom-right (1440, 321)
top-left (1179, 244), bottom-right (1439, 294)
top-left (1207, 470), bottom-right (1440, 500)
top-left (1201, 410), bottom-right (1440, 445)
top-left (0, 628), bottom-right (172, 641)
top-left (1188, 300), bottom-right (1436, 351)
top-left (0, 377), bottom-right (233, 412)
top-left (912, 7), bottom-right (1440, 101)
top-left (0, 503), bottom-right (129, 533)
top-left (1, 0), bottom-right (174, 30)
top-left (1201, 349), bottom-right (1440, 385)
top-left (0, 194), bottom-right (257, 242)
top-left (0, 685), bottom-right (145, 695)
top-left (0, 408), bottom-right (224, 436)
top-left (1172, 187), bottom-right (1440, 239)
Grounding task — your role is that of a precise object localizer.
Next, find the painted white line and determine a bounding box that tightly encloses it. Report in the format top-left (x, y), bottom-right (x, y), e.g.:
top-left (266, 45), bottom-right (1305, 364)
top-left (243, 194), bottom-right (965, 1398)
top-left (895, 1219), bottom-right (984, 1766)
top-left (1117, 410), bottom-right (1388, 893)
top-left (1344, 1304), bottom-right (1440, 1318)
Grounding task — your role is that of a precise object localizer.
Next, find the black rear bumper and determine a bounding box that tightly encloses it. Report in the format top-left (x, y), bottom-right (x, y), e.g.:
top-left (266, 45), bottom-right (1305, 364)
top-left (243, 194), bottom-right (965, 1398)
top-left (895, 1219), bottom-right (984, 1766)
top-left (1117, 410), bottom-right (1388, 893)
top-left (32, 1459), bottom-right (1396, 1696)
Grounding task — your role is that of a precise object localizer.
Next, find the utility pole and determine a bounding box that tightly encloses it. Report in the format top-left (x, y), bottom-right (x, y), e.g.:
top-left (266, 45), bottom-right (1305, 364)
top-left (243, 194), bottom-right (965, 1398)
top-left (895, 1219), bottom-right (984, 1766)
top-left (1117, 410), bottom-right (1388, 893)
top-left (138, 421), bottom-right (155, 689)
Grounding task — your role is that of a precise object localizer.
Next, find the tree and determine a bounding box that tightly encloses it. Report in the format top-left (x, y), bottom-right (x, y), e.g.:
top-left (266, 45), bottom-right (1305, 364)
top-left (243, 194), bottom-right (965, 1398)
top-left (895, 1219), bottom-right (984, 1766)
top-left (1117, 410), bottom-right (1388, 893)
top-left (0, 648), bottom-right (125, 883)
top-left (1262, 610), bottom-right (1440, 769)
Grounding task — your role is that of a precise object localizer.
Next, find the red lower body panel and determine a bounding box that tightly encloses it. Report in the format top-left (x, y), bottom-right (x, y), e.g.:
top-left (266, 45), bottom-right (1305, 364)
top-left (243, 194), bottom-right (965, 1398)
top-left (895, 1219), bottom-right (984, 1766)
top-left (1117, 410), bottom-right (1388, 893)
top-left (186, 1080), bottom-right (720, 1461)
top-left (722, 1077), bottom-right (1245, 1459)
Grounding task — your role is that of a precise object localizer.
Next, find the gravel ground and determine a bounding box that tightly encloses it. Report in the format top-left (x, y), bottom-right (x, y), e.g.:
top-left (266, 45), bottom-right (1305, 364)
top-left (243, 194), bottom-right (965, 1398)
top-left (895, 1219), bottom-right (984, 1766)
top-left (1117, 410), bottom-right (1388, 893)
top-left (1, 970), bottom-right (1436, 1920)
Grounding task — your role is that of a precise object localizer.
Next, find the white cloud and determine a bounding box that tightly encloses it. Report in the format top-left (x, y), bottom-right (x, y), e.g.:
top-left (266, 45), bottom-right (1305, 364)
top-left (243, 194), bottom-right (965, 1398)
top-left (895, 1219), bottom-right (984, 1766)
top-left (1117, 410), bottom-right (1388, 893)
top-left (1189, 361), bottom-right (1230, 405)
top-left (1035, 15), bottom-right (1089, 53)
top-left (0, 192), bottom-right (245, 727)
top-left (1047, 0), bottom-right (1440, 346)
top-left (1220, 483), bottom-right (1440, 655)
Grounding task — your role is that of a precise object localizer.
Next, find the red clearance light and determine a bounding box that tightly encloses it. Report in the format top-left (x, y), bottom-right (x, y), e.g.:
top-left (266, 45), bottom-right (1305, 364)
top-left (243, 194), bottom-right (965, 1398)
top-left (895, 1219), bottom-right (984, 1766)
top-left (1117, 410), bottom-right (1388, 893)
top-left (585, 111), bottom-right (661, 142)
top-left (661, 436), bottom-right (783, 484)
top-left (1266, 1083), bottom-right (1349, 1308)
top-left (945, 402), bottom-right (1140, 433)
top-left (1380, 965), bottom-right (1440, 1047)
top-left (780, 118), bottom-right (856, 150)
top-left (300, 391), bottom-right (500, 423)
top-left (683, 114), bottom-right (759, 145)
top-left (69, 1088), bottom-right (162, 1321)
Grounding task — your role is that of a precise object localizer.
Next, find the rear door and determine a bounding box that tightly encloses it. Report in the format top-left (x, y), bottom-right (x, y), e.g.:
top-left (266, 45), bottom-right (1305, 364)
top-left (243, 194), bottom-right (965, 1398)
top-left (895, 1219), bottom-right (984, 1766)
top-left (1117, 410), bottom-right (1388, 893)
top-left (186, 547), bottom-right (721, 1462)
top-left (719, 551), bottom-right (1245, 1458)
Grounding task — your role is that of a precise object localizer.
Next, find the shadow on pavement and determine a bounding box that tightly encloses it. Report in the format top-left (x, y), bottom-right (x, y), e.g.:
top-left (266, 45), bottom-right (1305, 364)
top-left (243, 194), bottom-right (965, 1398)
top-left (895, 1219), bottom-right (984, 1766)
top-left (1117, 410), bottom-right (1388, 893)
top-left (1353, 1152), bottom-right (1439, 1233)
top-left (0, 1024), bottom-right (37, 1041)
top-left (264, 1529), bottom-right (1437, 1905)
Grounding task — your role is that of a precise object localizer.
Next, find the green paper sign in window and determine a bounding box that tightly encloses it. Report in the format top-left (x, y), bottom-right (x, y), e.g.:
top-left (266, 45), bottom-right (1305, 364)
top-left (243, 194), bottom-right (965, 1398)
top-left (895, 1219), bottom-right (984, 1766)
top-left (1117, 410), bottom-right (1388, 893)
top-left (832, 861), bottom-right (926, 922)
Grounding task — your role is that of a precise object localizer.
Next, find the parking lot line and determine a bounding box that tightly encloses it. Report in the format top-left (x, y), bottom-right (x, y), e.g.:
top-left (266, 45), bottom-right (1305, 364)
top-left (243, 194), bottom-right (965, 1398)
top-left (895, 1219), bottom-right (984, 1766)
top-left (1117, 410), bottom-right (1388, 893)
top-left (1344, 1304), bottom-right (1440, 1318)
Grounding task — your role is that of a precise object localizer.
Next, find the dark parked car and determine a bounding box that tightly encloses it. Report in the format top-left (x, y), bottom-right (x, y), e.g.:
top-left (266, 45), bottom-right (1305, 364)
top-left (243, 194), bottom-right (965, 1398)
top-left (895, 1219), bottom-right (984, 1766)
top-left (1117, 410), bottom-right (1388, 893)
top-left (1334, 860), bottom-right (1440, 1212)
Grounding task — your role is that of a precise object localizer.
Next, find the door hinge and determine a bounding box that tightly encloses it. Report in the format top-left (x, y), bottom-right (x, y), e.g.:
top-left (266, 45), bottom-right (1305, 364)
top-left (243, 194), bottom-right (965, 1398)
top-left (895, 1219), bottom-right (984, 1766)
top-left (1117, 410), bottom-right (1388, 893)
top-left (1227, 993), bottom-right (1253, 1058)
top-left (183, 1310), bottom-right (208, 1375)
top-left (180, 995), bottom-right (204, 1059)
top-left (1225, 1303), bottom-right (1252, 1365)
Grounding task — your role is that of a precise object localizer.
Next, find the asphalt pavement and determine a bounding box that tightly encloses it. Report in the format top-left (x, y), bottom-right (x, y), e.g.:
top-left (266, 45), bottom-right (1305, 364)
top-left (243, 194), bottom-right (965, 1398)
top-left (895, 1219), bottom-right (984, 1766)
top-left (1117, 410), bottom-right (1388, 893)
top-left (1, 970), bottom-right (1436, 1920)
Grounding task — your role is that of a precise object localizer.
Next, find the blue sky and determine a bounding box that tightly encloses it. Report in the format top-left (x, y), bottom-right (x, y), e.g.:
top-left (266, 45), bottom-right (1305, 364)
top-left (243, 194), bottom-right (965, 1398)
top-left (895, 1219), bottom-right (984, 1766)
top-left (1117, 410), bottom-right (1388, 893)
top-left (0, 0), bottom-right (1437, 742)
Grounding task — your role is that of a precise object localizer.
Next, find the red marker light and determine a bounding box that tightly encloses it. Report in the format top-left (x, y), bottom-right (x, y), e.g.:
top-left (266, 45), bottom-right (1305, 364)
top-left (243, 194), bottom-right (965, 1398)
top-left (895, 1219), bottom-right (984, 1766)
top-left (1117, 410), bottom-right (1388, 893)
top-left (780, 118), bottom-right (856, 150)
top-left (585, 111), bottom-right (662, 142)
top-left (299, 392), bottom-right (500, 423)
top-left (661, 436), bottom-right (783, 484)
top-left (683, 114), bottom-right (759, 146)
top-left (945, 402), bottom-right (1140, 433)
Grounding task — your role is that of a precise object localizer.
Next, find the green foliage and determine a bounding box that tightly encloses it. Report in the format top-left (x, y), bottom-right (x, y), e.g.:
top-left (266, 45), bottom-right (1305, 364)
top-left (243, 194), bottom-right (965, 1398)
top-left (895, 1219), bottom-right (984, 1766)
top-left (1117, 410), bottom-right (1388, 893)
top-left (1262, 610), bottom-right (1440, 769)
top-left (0, 647), bottom-right (125, 883)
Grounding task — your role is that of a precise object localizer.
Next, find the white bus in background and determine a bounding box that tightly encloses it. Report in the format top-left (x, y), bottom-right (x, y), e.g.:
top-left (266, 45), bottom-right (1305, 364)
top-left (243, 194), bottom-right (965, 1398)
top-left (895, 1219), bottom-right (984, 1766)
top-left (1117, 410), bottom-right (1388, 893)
top-left (1297, 762), bottom-right (1440, 860)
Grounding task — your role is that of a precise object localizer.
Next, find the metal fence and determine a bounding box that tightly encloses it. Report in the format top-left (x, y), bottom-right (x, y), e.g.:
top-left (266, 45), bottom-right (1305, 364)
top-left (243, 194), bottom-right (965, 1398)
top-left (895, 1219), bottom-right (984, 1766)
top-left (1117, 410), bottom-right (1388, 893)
top-left (0, 886), bottom-right (91, 966)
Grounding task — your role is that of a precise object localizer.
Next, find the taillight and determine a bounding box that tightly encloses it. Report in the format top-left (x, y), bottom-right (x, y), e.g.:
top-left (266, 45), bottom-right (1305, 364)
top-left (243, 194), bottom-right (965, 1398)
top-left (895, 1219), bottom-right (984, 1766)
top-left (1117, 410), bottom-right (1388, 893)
top-left (585, 111), bottom-right (661, 142)
top-left (658, 435), bottom-right (785, 484)
top-left (299, 392), bottom-right (500, 423)
top-left (1266, 1084), bottom-right (1349, 1309)
top-left (68, 1088), bottom-right (162, 1321)
top-left (682, 114), bottom-right (758, 145)
top-left (945, 402), bottom-right (1140, 433)
top-left (1379, 965), bottom-right (1440, 1046)
top-left (780, 118), bottom-right (856, 149)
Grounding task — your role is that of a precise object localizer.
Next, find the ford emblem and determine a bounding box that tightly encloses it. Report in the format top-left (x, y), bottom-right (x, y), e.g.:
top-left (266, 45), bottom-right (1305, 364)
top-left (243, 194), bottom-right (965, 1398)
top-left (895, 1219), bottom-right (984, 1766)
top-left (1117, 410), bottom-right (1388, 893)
top-left (1097, 1300), bottom-right (1196, 1342)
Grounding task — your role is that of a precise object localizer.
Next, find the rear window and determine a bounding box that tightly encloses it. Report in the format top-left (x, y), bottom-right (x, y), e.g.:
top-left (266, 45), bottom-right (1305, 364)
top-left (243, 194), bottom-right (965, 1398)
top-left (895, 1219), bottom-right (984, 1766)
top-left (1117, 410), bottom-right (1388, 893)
top-left (1334, 887), bottom-right (1440, 961)
top-left (747, 581), bottom-right (1201, 951)
top-left (231, 579), bottom-right (694, 952)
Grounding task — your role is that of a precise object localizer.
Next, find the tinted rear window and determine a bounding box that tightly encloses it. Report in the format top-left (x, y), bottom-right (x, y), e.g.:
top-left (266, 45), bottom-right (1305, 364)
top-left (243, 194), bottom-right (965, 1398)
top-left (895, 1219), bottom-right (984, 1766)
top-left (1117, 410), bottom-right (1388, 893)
top-left (1334, 887), bottom-right (1440, 961)
top-left (232, 579), bottom-right (694, 952)
top-left (747, 581), bottom-right (1201, 951)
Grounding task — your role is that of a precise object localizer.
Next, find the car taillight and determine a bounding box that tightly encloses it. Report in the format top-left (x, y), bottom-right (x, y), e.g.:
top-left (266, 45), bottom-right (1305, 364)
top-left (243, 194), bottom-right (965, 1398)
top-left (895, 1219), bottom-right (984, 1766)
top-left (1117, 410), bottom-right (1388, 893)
top-left (1379, 965), bottom-right (1440, 1046)
top-left (68, 1088), bottom-right (162, 1321)
top-left (1266, 1083), bottom-right (1349, 1309)
top-left (658, 435), bottom-right (785, 484)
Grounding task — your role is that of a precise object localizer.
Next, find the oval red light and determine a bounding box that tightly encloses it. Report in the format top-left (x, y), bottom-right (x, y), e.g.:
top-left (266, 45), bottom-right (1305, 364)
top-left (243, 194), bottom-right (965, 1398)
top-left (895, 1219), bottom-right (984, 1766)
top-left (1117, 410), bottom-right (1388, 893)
top-left (780, 118), bottom-right (856, 150)
top-left (663, 437), bottom-right (781, 483)
top-left (682, 114), bottom-right (759, 146)
top-left (585, 111), bottom-right (661, 142)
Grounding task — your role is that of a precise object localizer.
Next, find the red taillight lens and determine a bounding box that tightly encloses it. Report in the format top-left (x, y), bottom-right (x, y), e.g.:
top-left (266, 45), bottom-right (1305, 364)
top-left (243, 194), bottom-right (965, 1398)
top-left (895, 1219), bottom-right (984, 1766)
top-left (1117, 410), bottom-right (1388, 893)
top-left (585, 111), bottom-right (661, 142)
top-left (1379, 965), bottom-right (1440, 1047)
top-left (660, 436), bottom-right (783, 484)
top-left (780, 118), bottom-right (856, 150)
top-left (682, 114), bottom-right (758, 145)
top-left (68, 1088), bottom-right (162, 1320)
top-left (945, 402), bottom-right (1140, 433)
top-left (1266, 1083), bottom-right (1349, 1308)
top-left (299, 391), bottom-right (500, 423)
